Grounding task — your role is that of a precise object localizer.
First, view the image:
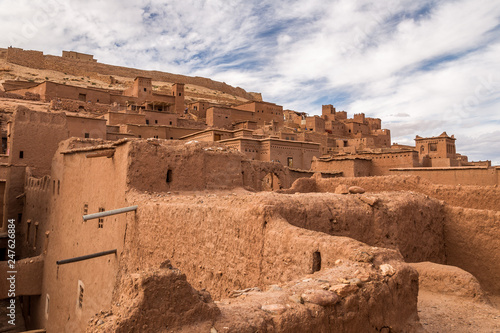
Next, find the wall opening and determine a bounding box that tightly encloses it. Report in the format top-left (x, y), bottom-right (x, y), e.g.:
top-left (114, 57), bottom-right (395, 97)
top-left (84, 133), bottom-right (89, 138)
top-left (312, 251), bottom-right (321, 273)
top-left (98, 207), bottom-right (104, 228)
top-left (166, 169), bottom-right (173, 183)
top-left (287, 157), bottom-right (293, 168)
top-left (78, 93), bottom-right (86, 102)
top-left (19, 150), bottom-right (24, 159)
top-left (77, 280), bottom-right (84, 309)
top-left (26, 219), bottom-right (31, 243)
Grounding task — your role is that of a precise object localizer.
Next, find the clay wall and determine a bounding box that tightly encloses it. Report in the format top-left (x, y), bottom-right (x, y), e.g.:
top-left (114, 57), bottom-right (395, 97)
top-left (120, 124), bottom-right (166, 139)
top-left (104, 112), bottom-right (145, 126)
top-left (353, 113), bottom-right (365, 123)
top-left (317, 175), bottom-right (500, 211)
top-left (327, 120), bottom-right (346, 136)
top-left (6, 47), bottom-right (45, 69)
top-left (175, 118), bottom-right (206, 129)
top-left (1, 166), bottom-right (25, 232)
top-left (345, 122), bottom-right (370, 136)
top-left (165, 127), bottom-right (202, 140)
top-left (366, 117), bottom-right (382, 130)
top-left (8, 109), bottom-right (69, 177)
top-left (206, 107), bottom-right (234, 128)
top-left (305, 116), bottom-right (325, 133)
top-left (416, 136), bottom-right (456, 160)
top-left (273, 192), bottom-right (446, 264)
top-left (311, 158), bottom-right (372, 177)
top-left (62, 51), bottom-right (96, 62)
top-left (370, 151), bottom-right (419, 175)
top-left (444, 207), bottom-right (500, 294)
top-left (390, 167), bottom-right (499, 186)
top-left (311, 152), bottom-right (418, 176)
top-left (234, 102), bottom-right (284, 127)
top-left (49, 99), bottom-right (110, 114)
top-left (20, 175), bottom-right (52, 258)
top-left (29, 139), bottom-right (130, 332)
top-left (268, 139), bottom-right (320, 170)
top-left (0, 256), bottom-right (43, 299)
top-left (122, 192), bottom-right (409, 301)
top-left (126, 141), bottom-right (250, 192)
top-left (144, 111), bottom-right (177, 127)
top-left (66, 116), bottom-right (107, 139)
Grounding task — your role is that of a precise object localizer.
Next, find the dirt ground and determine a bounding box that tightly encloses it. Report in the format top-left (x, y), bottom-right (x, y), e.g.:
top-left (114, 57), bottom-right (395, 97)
top-left (418, 291), bottom-right (500, 332)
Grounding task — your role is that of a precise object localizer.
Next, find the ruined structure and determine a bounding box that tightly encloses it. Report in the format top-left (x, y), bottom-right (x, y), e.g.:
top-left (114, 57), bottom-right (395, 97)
top-left (0, 47), bottom-right (499, 332)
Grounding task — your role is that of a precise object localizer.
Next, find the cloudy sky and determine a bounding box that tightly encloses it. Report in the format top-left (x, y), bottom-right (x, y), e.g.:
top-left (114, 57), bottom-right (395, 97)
top-left (1, 0), bottom-right (499, 164)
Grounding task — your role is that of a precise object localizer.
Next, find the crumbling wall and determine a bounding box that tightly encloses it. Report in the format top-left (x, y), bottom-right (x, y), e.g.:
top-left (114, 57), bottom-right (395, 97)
top-left (269, 192), bottom-right (446, 264)
top-left (123, 191), bottom-right (436, 300)
top-left (298, 175), bottom-right (500, 211)
top-left (50, 98), bottom-right (110, 113)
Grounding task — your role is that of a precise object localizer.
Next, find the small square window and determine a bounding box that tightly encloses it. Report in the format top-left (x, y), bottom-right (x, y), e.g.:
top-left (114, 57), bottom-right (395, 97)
top-left (146, 120), bottom-right (149, 125)
top-left (84, 133), bottom-right (89, 138)
top-left (19, 151), bottom-right (24, 159)
top-left (155, 120), bottom-right (158, 124)
top-left (144, 88), bottom-right (147, 92)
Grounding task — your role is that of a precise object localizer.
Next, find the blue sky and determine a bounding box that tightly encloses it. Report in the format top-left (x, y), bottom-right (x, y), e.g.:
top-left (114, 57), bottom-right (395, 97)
top-left (1, 0), bottom-right (499, 164)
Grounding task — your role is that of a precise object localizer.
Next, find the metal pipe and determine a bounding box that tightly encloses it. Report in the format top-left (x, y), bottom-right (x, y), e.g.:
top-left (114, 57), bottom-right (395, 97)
top-left (83, 205), bottom-right (138, 221)
top-left (57, 249), bottom-right (117, 265)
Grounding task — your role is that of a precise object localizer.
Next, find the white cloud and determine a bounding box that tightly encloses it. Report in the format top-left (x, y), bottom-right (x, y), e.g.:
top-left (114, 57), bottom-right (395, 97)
top-left (0, 0), bottom-right (499, 163)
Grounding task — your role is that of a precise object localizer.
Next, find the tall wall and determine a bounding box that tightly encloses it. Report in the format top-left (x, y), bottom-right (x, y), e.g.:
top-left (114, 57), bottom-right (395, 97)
top-left (29, 139), bottom-right (130, 332)
top-left (8, 108), bottom-right (69, 177)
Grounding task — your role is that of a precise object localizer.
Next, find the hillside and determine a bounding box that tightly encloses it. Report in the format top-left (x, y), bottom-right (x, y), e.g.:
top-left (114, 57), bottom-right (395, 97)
top-left (0, 47), bottom-right (262, 107)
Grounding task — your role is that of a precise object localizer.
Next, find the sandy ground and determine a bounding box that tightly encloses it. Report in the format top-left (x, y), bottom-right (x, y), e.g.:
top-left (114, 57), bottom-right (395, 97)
top-left (418, 291), bottom-right (500, 332)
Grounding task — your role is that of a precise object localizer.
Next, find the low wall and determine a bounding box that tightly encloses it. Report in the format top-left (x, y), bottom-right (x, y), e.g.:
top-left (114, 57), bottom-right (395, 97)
top-left (390, 166), bottom-right (499, 186)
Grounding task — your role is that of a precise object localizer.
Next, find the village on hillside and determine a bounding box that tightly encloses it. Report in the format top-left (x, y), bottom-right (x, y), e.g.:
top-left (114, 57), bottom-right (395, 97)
top-left (0, 47), bottom-right (499, 332)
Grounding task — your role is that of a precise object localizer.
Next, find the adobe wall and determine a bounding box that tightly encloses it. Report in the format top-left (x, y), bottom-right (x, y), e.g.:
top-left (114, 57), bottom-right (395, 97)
top-left (49, 98), bottom-right (110, 114)
top-left (104, 112), bottom-right (145, 126)
top-left (0, 256), bottom-right (43, 298)
top-left (268, 140), bottom-right (320, 170)
top-left (273, 192), bottom-right (446, 264)
top-left (390, 167), bottom-right (499, 186)
top-left (29, 139), bottom-right (130, 332)
top-left (302, 175), bottom-right (500, 211)
top-left (122, 191), bottom-right (411, 300)
top-left (8, 108), bottom-right (69, 177)
top-left (144, 111), bottom-right (177, 126)
top-left (311, 159), bottom-right (371, 177)
top-left (19, 175), bottom-right (52, 258)
top-left (6, 47), bottom-right (45, 69)
top-left (370, 151), bottom-right (419, 175)
top-left (66, 116), bottom-right (107, 139)
top-left (444, 206), bottom-right (500, 294)
top-left (284, 175), bottom-right (500, 294)
top-left (126, 140), bottom-right (288, 192)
